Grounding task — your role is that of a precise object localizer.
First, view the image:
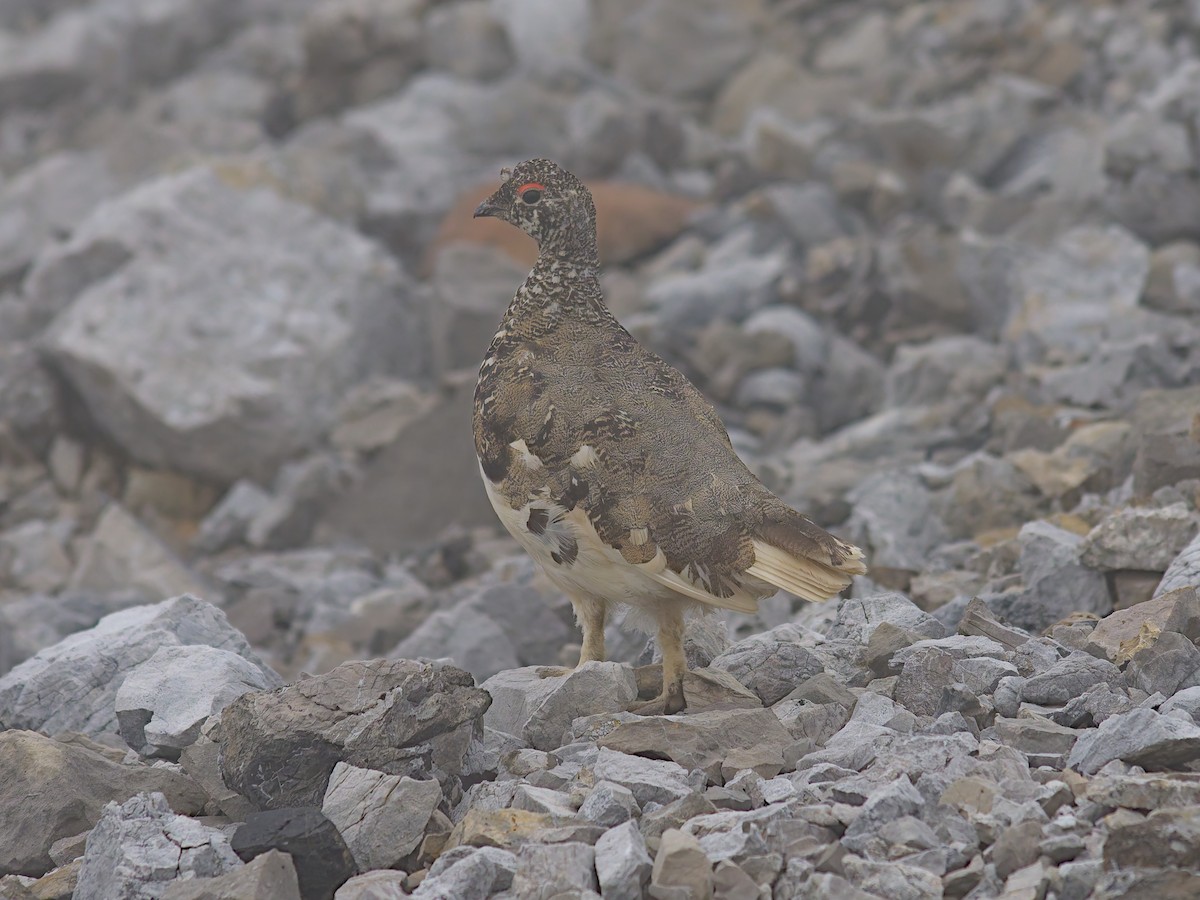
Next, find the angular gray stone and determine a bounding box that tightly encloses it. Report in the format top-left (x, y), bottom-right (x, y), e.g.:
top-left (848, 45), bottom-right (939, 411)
top-left (0, 595), bottom-right (269, 737)
top-left (590, 748), bottom-right (694, 808)
top-left (511, 842), bottom-right (597, 900)
top-left (614, 0), bottom-right (765, 100)
top-left (1080, 503), bottom-right (1198, 572)
top-left (333, 870), bottom-right (408, 900)
top-left (829, 592), bottom-right (948, 644)
top-left (841, 777), bottom-right (925, 852)
top-left (220, 659), bottom-right (490, 809)
top-left (38, 166), bottom-right (424, 483)
top-left (1104, 806), bottom-right (1200, 870)
top-left (0, 730), bottom-right (207, 878)
top-left (481, 662), bottom-right (638, 751)
top-left (493, 0), bottom-right (589, 80)
top-left (594, 820), bottom-right (651, 900)
top-left (709, 627), bottom-right (824, 706)
top-left (1158, 532), bottom-right (1200, 597)
top-left (393, 606), bottom-right (519, 683)
top-left (1021, 652), bottom-right (1125, 706)
top-left (1125, 631), bottom-right (1200, 697)
top-left (68, 502), bottom-right (211, 603)
top-left (414, 846), bottom-right (516, 900)
top-left (116, 644), bottom-right (282, 759)
top-left (191, 480), bottom-right (273, 555)
top-left (161, 850), bottom-right (300, 900)
top-left (74, 792), bottom-right (241, 900)
top-left (321, 763), bottom-right (441, 870)
top-left (425, 1), bottom-right (513, 81)
top-left (578, 780), bottom-right (638, 828)
top-left (1068, 707), bottom-right (1200, 775)
top-left (845, 471), bottom-right (950, 572)
top-left (1007, 521), bottom-right (1112, 632)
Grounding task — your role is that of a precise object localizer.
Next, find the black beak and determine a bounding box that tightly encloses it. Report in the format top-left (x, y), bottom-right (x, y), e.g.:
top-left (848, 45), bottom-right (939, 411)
top-left (473, 194), bottom-right (505, 219)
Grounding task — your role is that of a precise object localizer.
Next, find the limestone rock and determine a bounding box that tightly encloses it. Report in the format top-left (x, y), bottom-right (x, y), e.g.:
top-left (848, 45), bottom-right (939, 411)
top-left (219, 659), bottom-right (490, 809)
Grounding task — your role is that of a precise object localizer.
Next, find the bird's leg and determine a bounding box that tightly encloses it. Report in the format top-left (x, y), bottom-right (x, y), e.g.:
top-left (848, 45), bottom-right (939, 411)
top-left (629, 603), bottom-right (687, 715)
top-left (538, 595), bottom-right (607, 678)
top-left (575, 596), bottom-right (608, 665)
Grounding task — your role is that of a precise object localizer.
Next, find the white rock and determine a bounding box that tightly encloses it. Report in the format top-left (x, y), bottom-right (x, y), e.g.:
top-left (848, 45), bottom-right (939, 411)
top-left (116, 644), bottom-right (282, 757)
top-left (322, 762), bottom-right (441, 870)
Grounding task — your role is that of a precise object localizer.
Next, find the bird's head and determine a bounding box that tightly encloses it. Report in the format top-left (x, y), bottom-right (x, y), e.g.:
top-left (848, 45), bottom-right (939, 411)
top-left (474, 158), bottom-right (598, 265)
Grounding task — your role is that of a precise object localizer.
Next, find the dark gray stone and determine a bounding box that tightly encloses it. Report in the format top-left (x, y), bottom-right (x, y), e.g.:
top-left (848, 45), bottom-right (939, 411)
top-left (231, 807), bottom-right (356, 900)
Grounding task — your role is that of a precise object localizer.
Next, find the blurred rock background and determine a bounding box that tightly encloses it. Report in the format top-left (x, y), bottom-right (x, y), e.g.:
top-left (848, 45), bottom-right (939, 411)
top-left (0, 0), bottom-right (1199, 684)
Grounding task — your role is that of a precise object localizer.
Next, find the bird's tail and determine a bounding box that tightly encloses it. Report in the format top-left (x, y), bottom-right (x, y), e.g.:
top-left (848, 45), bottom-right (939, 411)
top-left (746, 506), bottom-right (867, 603)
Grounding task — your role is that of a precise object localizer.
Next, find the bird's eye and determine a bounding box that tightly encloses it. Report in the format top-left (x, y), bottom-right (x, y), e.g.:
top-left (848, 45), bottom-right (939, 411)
top-left (518, 183), bottom-right (544, 204)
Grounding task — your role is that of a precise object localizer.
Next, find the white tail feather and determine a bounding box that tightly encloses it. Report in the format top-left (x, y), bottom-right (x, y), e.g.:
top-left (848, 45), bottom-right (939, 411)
top-left (746, 539), bottom-right (861, 603)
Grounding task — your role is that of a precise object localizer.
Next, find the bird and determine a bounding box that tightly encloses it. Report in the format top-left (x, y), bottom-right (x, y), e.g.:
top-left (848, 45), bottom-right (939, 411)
top-left (472, 158), bottom-right (867, 715)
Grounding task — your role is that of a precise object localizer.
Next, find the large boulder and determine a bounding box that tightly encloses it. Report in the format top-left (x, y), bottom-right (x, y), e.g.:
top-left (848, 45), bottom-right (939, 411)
top-left (37, 166), bottom-right (426, 483)
top-left (219, 659), bottom-right (490, 809)
top-left (0, 595), bottom-right (275, 737)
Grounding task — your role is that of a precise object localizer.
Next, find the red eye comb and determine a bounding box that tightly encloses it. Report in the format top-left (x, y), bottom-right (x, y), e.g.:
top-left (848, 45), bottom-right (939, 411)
top-left (517, 182), bottom-right (545, 194)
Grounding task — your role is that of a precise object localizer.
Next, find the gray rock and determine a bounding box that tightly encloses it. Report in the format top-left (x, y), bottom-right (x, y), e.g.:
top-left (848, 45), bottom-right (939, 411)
top-left (708, 628), bottom-right (823, 706)
top-left (220, 659), bottom-right (490, 809)
top-left (885, 336), bottom-right (1008, 409)
top-left (1125, 631), bottom-right (1200, 697)
top-left (0, 519), bottom-right (72, 593)
top-left (230, 806), bottom-right (356, 900)
top-left (829, 593), bottom-right (948, 645)
top-left (116, 644), bottom-right (282, 759)
top-left (845, 470), bottom-right (950, 572)
top-left (190, 480), bottom-right (273, 555)
top-left (0, 730), bottom-right (207, 878)
top-left (1157, 532), bottom-right (1200, 597)
top-left (492, 0), bottom-right (589, 80)
top-left (1144, 241), bottom-right (1200, 314)
top-left (893, 648), bottom-right (959, 717)
top-left (332, 870), bottom-right (408, 900)
top-left (1005, 226), bottom-right (1149, 360)
top-left (598, 706), bottom-right (791, 782)
top-left (590, 748), bottom-right (694, 808)
top-left (1021, 652), bottom-right (1125, 706)
top-left (481, 663), bottom-right (638, 751)
top-left (649, 250), bottom-right (785, 354)
top-left (321, 763), bottom-right (441, 870)
top-left (614, 0), bottom-right (764, 100)
top-left (39, 166), bottom-right (424, 483)
top-left (651, 828), bottom-right (713, 899)
top-left (74, 792), bottom-right (241, 900)
top-left (425, 1), bottom-right (512, 81)
top-left (1068, 707), bottom-right (1200, 774)
top-left (462, 582), bottom-right (574, 669)
top-left (416, 846), bottom-right (516, 900)
top-left (1161, 686), bottom-right (1200, 723)
top-left (841, 777), bottom-right (925, 853)
top-left (0, 343), bottom-right (62, 454)
top-left (578, 781), bottom-right (638, 828)
top-left (1006, 521), bottom-right (1112, 632)
top-left (594, 820), bottom-right (651, 900)
top-left (393, 606), bottom-right (519, 683)
top-left (1104, 806), bottom-right (1200, 870)
top-left (1080, 503), bottom-right (1198, 572)
top-left (162, 850), bottom-right (300, 900)
top-left (1049, 681), bottom-right (1134, 728)
top-left (511, 842), bottom-right (598, 900)
top-left (68, 502), bottom-right (211, 603)
top-left (0, 595), bottom-right (268, 737)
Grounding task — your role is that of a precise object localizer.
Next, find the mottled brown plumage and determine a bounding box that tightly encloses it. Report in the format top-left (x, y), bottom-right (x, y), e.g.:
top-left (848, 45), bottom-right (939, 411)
top-left (473, 159), bottom-right (866, 714)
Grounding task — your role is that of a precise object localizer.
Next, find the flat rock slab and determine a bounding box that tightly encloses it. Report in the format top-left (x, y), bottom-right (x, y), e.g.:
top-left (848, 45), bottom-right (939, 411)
top-left (597, 706), bottom-right (792, 782)
top-left (219, 659), bottom-right (490, 809)
top-left (481, 662), bottom-right (638, 751)
top-left (0, 594), bottom-right (271, 737)
top-left (0, 730), bottom-right (206, 878)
